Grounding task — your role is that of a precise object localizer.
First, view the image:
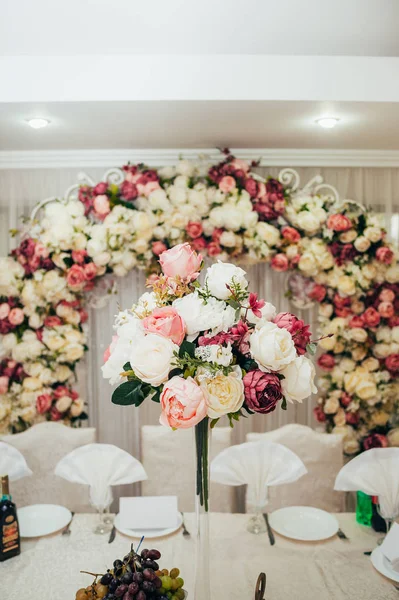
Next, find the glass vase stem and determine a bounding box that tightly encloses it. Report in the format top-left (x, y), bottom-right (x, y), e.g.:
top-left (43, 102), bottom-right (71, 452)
top-left (194, 417), bottom-right (211, 599)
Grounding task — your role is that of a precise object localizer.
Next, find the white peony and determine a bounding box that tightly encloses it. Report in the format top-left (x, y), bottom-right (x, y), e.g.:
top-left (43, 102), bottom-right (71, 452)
top-left (173, 292), bottom-right (234, 340)
top-left (281, 356), bottom-right (317, 403)
top-left (249, 322), bottom-right (297, 372)
top-left (296, 211), bottom-right (322, 234)
top-left (129, 333), bottom-right (177, 387)
top-left (204, 261), bottom-right (248, 300)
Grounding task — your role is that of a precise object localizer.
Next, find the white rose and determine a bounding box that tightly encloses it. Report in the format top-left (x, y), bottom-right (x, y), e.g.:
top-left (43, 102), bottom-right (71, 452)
top-left (55, 395), bottom-right (72, 413)
top-left (340, 358), bottom-right (356, 372)
top-left (362, 264), bottom-right (376, 280)
top-left (148, 189), bottom-right (170, 212)
top-left (296, 211), bottom-right (321, 234)
top-left (42, 330), bottom-right (65, 351)
top-left (63, 343), bottom-right (84, 362)
top-left (376, 327), bottom-right (392, 343)
top-left (298, 252), bottom-right (318, 276)
top-left (349, 328), bottom-right (368, 343)
top-left (205, 262), bottom-right (248, 300)
top-left (1, 333), bottom-right (17, 351)
top-left (337, 275), bottom-right (356, 296)
top-left (364, 226), bottom-right (382, 243)
top-left (173, 293), bottom-right (233, 340)
top-left (361, 357), bottom-right (380, 372)
top-left (200, 368), bottom-right (244, 418)
top-left (256, 222), bottom-right (280, 247)
top-left (250, 322), bottom-right (297, 372)
top-left (324, 397), bottom-right (340, 414)
top-left (373, 343), bottom-right (392, 359)
top-left (319, 252), bottom-right (334, 270)
top-left (386, 265), bottom-right (399, 283)
top-left (70, 398), bottom-right (84, 417)
top-left (339, 230), bottom-right (357, 243)
top-left (351, 346), bottom-right (367, 361)
top-left (129, 333), bottom-right (177, 386)
top-left (242, 211), bottom-right (258, 229)
top-left (343, 437), bottom-right (360, 455)
top-left (195, 344), bottom-right (233, 367)
top-left (319, 335), bottom-right (336, 351)
top-left (72, 232), bottom-right (87, 250)
top-left (281, 355), bottom-right (317, 403)
top-left (219, 231), bottom-right (237, 248)
top-left (319, 304), bottom-right (334, 318)
top-left (168, 186), bottom-right (187, 206)
top-left (356, 379), bottom-right (377, 400)
top-left (158, 166), bottom-right (176, 179)
top-left (93, 251), bottom-right (111, 267)
top-left (351, 300), bottom-right (365, 314)
top-left (354, 236), bottom-right (371, 252)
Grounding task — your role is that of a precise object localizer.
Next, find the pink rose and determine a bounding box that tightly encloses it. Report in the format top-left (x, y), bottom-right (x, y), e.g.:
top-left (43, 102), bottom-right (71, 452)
top-left (376, 246), bottom-right (394, 264)
top-left (8, 308), bottom-right (24, 326)
top-left (363, 307), bottom-right (381, 327)
top-left (363, 433), bottom-right (388, 451)
top-left (274, 312), bottom-right (311, 355)
top-left (271, 253), bottom-right (289, 272)
top-left (186, 222), bottom-right (203, 239)
top-left (207, 242), bottom-right (222, 257)
top-left (67, 264), bottom-right (86, 290)
top-left (84, 262), bottom-right (97, 280)
top-left (36, 393), bottom-right (53, 415)
top-left (385, 354), bottom-right (399, 373)
top-left (160, 376), bottom-right (207, 429)
top-left (137, 181), bottom-right (160, 197)
top-left (378, 301), bottom-right (394, 318)
top-left (326, 214), bottom-right (352, 232)
top-left (219, 176), bottom-right (236, 193)
top-left (93, 182), bottom-right (108, 195)
top-left (143, 307), bottom-right (186, 345)
top-left (340, 393), bottom-right (352, 408)
top-left (349, 315), bottom-right (364, 328)
top-left (346, 412), bottom-right (360, 426)
top-left (120, 180), bottom-right (138, 201)
top-left (159, 243), bottom-right (202, 281)
top-left (244, 178), bottom-right (258, 197)
top-left (0, 376), bottom-right (9, 394)
top-left (34, 243), bottom-right (49, 259)
top-left (152, 241), bottom-right (167, 256)
top-left (93, 194), bottom-right (111, 217)
top-left (281, 226), bottom-right (301, 243)
top-left (191, 236), bottom-right (207, 252)
top-left (308, 284), bottom-right (327, 303)
top-left (53, 385), bottom-right (70, 399)
top-left (72, 249), bottom-right (87, 264)
top-left (44, 315), bottom-right (62, 327)
top-left (334, 294), bottom-right (351, 309)
top-left (0, 303), bottom-right (10, 320)
top-left (379, 289), bottom-right (395, 303)
top-left (50, 406), bottom-right (63, 421)
top-left (317, 353), bottom-right (335, 371)
top-left (243, 370), bottom-right (282, 414)
top-left (314, 406), bottom-right (326, 423)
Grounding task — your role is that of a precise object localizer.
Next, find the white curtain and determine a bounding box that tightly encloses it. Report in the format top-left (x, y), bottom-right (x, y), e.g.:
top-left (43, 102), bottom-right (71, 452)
top-left (1, 164), bottom-right (399, 503)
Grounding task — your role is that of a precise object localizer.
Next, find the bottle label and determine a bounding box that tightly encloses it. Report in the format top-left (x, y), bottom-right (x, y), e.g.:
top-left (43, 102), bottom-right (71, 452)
top-left (2, 516), bottom-right (19, 553)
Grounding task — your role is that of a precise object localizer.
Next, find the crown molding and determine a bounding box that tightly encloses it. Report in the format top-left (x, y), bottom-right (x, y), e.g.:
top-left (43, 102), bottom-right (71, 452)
top-left (1, 148), bottom-right (399, 169)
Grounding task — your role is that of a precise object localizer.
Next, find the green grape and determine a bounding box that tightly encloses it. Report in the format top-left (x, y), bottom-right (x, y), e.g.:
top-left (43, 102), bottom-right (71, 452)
top-left (170, 568), bottom-right (180, 579)
top-left (161, 576), bottom-right (173, 591)
top-left (175, 589), bottom-right (185, 600)
top-left (176, 577), bottom-right (184, 589)
top-left (171, 579), bottom-right (179, 591)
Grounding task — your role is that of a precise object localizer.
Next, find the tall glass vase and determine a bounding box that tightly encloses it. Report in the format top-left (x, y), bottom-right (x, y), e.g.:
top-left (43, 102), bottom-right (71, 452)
top-left (194, 417), bottom-right (211, 600)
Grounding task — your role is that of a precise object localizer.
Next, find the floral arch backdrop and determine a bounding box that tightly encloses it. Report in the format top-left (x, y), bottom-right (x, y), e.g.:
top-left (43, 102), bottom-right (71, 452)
top-left (1, 150), bottom-right (399, 455)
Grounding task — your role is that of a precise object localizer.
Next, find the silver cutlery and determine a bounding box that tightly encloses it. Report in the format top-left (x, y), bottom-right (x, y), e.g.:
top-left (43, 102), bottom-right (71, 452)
top-left (337, 528), bottom-right (349, 541)
top-left (108, 525), bottom-right (116, 544)
top-left (62, 512), bottom-right (75, 536)
top-left (180, 513), bottom-right (190, 537)
top-left (262, 513), bottom-right (275, 546)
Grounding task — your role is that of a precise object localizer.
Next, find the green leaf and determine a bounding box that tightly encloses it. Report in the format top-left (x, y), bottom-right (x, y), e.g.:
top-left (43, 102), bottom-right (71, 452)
top-left (306, 343), bottom-right (317, 356)
top-left (151, 388), bottom-right (161, 404)
top-left (179, 340), bottom-right (195, 359)
top-left (281, 397), bottom-right (287, 411)
top-left (123, 362), bottom-right (132, 372)
top-left (210, 418), bottom-right (220, 429)
top-left (112, 380), bottom-right (145, 407)
top-left (228, 299), bottom-right (240, 310)
top-left (168, 368), bottom-right (183, 379)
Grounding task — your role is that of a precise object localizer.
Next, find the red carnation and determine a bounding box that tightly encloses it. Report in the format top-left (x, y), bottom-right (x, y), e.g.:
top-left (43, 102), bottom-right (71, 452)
top-left (243, 370), bottom-right (282, 414)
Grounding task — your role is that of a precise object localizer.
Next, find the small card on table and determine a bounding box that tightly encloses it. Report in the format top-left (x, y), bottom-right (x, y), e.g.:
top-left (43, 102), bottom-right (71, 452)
top-left (119, 496), bottom-right (178, 530)
top-left (380, 522), bottom-right (399, 572)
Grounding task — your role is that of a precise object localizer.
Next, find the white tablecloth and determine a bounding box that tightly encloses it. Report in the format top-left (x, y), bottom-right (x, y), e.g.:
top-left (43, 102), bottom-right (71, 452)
top-left (1, 513), bottom-right (395, 600)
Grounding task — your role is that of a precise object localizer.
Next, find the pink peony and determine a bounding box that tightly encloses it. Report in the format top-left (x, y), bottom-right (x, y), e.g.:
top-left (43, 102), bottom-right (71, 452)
top-left (314, 406), bottom-right (326, 423)
top-left (44, 315), bottom-right (62, 327)
top-left (152, 241), bottom-right (167, 256)
top-left (72, 249), bottom-right (87, 264)
top-left (308, 284), bottom-right (327, 303)
top-left (159, 243), bottom-right (202, 281)
top-left (317, 353), bottom-right (335, 371)
top-left (84, 262), bottom-right (97, 280)
top-left (243, 370), bottom-right (282, 414)
top-left (186, 221), bottom-right (203, 239)
top-left (143, 307), bottom-right (186, 345)
top-left (8, 308), bottom-right (24, 326)
top-left (363, 433), bottom-right (388, 451)
top-left (93, 194), bottom-right (111, 217)
top-left (271, 253), bottom-right (289, 272)
top-left (379, 289), bottom-right (395, 303)
top-left (378, 301), bottom-right (394, 318)
top-left (120, 180), bottom-right (138, 201)
top-left (0, 303), bottom-right (10, 320)
top-left (281, 226), bottom-right (301, 243)
top-left (385, 354), bottom-right (399, 373)
top-left (274, 312), bottom-right (311, 355)
top-left (53, 385), bottom-right (70, 399)
top-left (160, 376), bottom-right (207, 429)
top-left (36, 393), bottom-right (53, 415)
top-left (219, 176), bottom-right (236, 193)
top-left (244, 178), bottom-right (258, 197)
top-left (93, 182), bottom-right (108, 195)
top-left (363, 307), bottom-right (380, 327)
top-left (67, 265), bottom-right (86, 290)
top-left (326, 214), bottom-right (352, 232)
top-left (376, 246), bottom-right (394, 264)
top-left (0, 376), bottom-right (9, 394)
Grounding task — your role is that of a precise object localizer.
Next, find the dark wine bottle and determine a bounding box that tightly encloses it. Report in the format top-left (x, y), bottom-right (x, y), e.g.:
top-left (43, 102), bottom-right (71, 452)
top-left (371, 495), bottom-right (388, 534)
top-left (0, 475), bottom-right (21, 561)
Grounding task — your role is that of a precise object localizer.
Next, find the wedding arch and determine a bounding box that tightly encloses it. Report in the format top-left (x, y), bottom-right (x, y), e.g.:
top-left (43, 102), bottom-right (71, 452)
top-left (1, 150), bottom-right (398, 455)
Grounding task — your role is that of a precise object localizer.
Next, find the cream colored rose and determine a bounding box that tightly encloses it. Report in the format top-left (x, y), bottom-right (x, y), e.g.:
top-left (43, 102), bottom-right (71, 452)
top-left (70, 398), bottom-right (84, 417)
top-left (351, 346), bottom-right (367, 361)
top-left (362, 264), bottom-right (377, 280)
top-left (219, 231), bottom-right (237, 248)
top-left (63, 343), bottom-right (84, 362)
top-left (333, 341), bottom-right (345, 354)
top-left (72, 232), bottom-right (87, 250)
top-left (376, 327), bottom-right (392, 343)
top-left (339, 230), bottom-right (357, 243)
top-left (42, 270), bottom-right (66, 295)
top-left (364, 226), bottom-right (382, 243)
top-left (281, 356), bottom-right (317, 403)
top-left (200, 368), bottom-right (244, 419)
top-left (255, 222), bottom-right (280, 247)
top-left (343, 437), bottom-right (360, 454)
top-left (391, 327), bottom-right (399, 344)
top-left (55, 395), bottom-right (72, 413)
top-left (54, 365), bottom-right (72, 382)
top-left (337, 275), bottom-right (356, 296)
top-left (331, 366), bottom-right (345, 384)
top-left (296, 211), bottom-right (321, 234)
top-left (386, 265), bottom-right (399, 284)
top-left (372, 411), bottom-right (390, 427)
top-left (373, 343), bottom-right (392, 359)
top-left (19, 406), bottom-right (36, 423)
top-left (22, 376), bottom-right (42, 391)
top-left (354, 236), bottom-right (371, 252)
top-left (298, 252), bottom-right (318, 276)
top-left (351, 300), bottom-right (365, 314)
top-left (334, 409), bottom-right (346, 427)
top-left (362, 357), bottom-right (380, 372)
top-left (388, 428), bottom-right (399, 447)
top-left (349, 328), bottom-right (368, 343)
top-left (344, 368), bottom-right (366, 394)
top-left (340, 358), bottom-right (356, 372)
top-left (28, 313), bottom-right (43, 329)
top-left (356, 378), bottom-right (377, 400)
top-left (319, 304), bottom-right (334, 318)
top-left (1, 333), bottom-right (17, 350)
top-left (42, 330), bottom-right (65, 351)
top-left (324, 397), bottom-right (340, 414)
top-left (319, 335), bottom-right (336, 351)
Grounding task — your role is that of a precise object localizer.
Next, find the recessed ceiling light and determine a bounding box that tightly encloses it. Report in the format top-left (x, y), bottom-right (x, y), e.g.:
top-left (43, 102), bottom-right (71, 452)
top-left (316, 117), bottom-right (340, 129)
top-left (26, 118), bottom-right (50, 129)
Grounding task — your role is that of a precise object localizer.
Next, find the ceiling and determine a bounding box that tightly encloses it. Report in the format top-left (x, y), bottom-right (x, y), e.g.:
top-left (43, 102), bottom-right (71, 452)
top-left (1, 0), bottom-right (399, 56)
top-left (2, 101), bottom-right (399, 152)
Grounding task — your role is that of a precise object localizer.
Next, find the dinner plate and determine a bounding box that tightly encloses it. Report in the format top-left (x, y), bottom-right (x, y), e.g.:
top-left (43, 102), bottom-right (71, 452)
top-left (114, 512), bottom-right (183, 539)
top-left (268, 506), bottom-right (339, 541)
top-left (371, 546), bottom-right (399, 583)
top-left (17, 504), bottom-right (72, 538)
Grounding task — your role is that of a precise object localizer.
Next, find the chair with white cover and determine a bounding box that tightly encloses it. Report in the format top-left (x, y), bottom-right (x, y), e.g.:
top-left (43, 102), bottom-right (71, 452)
top-left (1, 422), bottom-right (96, 512)
top-left (246, 424), bottom-right (344, 513)
top-left (141, 425), bottom-right (234, 512)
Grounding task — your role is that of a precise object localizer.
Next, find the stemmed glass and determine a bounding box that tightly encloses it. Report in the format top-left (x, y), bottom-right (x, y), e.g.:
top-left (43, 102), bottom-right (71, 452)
top-left (376, 500), bottom-right (398, 545)
top-left (247, 506), bottom-right (267, 535)
top-left (92, 504), bottom-right (113, 535)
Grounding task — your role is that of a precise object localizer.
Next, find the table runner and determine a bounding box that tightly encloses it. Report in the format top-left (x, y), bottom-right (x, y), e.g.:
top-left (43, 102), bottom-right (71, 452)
top-left (1, 513), bottom-right (395, 599)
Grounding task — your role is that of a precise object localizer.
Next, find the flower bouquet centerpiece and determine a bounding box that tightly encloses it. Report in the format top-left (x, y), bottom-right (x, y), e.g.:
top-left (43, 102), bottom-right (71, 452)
top-left (103, 242), bottom-right (317, 599)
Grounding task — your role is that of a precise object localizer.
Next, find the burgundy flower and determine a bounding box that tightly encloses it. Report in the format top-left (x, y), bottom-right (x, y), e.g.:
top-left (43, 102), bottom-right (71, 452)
top-left (229, 320), bottom-right (251, 355)
top-left (314, 406), bottom-right (327, 423)
top-left (340, 393), bottom-right (352, 408)
top-left (138, 169), bottom-right (159, 184)
top-left (274, 312), bottom-right (311, 355)
top-left (266, 178), bottom-right (284, 202)
top-left (346, 412), bottom-right (360, 426)
top-left (244, 178), bottom-right (259, 198)
top-left (243, 370), bottom-right (282, 414)
top-left (93, 182), bottom-right (108, 196)
top-left (120, 180), bottom-right (138, 201)
top-left (329, 242), bottom-right (358, 266)
top-left (362, 433), bottom-right (388, 451)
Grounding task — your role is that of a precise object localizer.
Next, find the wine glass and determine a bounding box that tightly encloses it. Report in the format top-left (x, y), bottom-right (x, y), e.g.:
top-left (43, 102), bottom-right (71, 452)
top-left (247, 506), bottom-right (267, 535)
top-left (376, 500), bottom-right (397, 545)
top-left (92, 503), bottom-right (113, 535)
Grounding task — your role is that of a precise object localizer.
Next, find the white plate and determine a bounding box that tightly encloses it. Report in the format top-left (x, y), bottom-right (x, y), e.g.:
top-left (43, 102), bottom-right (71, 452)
top-left (17, 504), bottom-right (72, 538)
top-left (371, 546), bottom-right (399, 583)
top-left (268, 506), bottom-right (339, 541)
top-left (114, 511), bottom-right (183, 539)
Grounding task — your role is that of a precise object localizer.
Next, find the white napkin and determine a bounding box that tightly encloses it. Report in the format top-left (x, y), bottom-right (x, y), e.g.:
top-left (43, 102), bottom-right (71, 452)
top-left (210, 440), bottom-right (307, 510)
top-left (0, 442), bottom-right (32, 481)
top-left (334, 448), bottom-right (399, 519)
top-left (380, 522), bottom-right (399, 572)
top-left (54, 443), bottom-right (147, 510)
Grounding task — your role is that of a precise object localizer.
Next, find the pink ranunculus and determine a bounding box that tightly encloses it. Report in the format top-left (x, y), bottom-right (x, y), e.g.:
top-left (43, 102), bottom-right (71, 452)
top-left (103, 335), bottom-right (118, 363)
top-left (326, 214), bottom-right (352, 232)
top-left (66, 264), bottom-right (87, 290)
top-left (120, 180), bottom-right (138, 201)
top-left (0, 303), bottom-right (10, 320)
top-left (308, 284), bottom-right (327, 303)
top-left (273, 312), bottom-right (311, 355)
top-left (363, 433), bottom-right (388, 451)
top-left (72, 249), bottom-right (87, 264)
top-left (379, 289), bottom-right (395, 303)
top-left (84, 262), bottom-right (98, 280)
top-left (150, 241), bottom-right (166, 257)
top-left (0, 376), bottom-right (9, 394)
top-left (363, 307), bottom-right (381, 327)
top-left (93, 194), bottom-right (111, 217)
top-left (219, 176), bottom-right (236, 193)
top-left (349, 315), bottom-right (365, 328)
top-left (160, 376), bottom-right (207, 429)
top-left (314, 406), bottom-right (326, 423)
top-left (243, 370), bottom-right (283, 414)
top-left (244, 178), bottom-right (258, 197)
top-left (281, 226), bottom-right (301, 243)
top-left (186, 221), bottom-right (203, 239)
top-left (376, 246), bottom-right (394, 264)
top-left (385, 354), bottom-right (399, 373)
top-left (317, 353), bottom-right (335, 371)
top-left (143, 307), bottom-right (186, 345)
top-left (191, 236), bottom-right (207, 252)
top-left (53, 385), bottom-right (70, 399)
top-left (207, 241), bottom-right (222, 257)
top-left (93, 182), bottom-right (108, 196)
top-left (159, 243), bottom-right (202, 281)
top-left (340, 393), bottom-right (352, 408)
top-left (378, 301), bottom-right (394, 318)
top-left (271, 253), bottom-right (289, 272)
top-left (36, 393), bottom-right (53, 415)
top-left (44, 315), bottom-right (62, 327)
top-left (8, 308), bottom-right (24, 326)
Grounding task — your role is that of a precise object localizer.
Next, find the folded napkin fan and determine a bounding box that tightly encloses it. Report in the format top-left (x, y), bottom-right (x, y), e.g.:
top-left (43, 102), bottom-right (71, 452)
top-left (334, 447), bottom-right (399, 519)
top-left (55, 443), bottom-right (147, 510)
top-left (210, 440), bottom-right (307, 510)
top-left (0, 441), bottom-right (32, 481)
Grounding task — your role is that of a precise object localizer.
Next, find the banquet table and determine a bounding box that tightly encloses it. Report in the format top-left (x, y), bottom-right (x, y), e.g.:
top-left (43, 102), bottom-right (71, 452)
top-left (1, 513), bottom-right (396, 600)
